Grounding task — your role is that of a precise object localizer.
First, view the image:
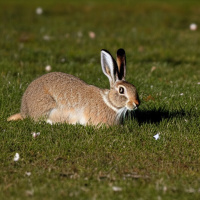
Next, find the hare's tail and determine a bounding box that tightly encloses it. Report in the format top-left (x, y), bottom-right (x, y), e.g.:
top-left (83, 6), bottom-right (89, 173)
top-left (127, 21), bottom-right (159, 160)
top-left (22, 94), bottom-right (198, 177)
top-left (7, 113), bottom-right (23, 121)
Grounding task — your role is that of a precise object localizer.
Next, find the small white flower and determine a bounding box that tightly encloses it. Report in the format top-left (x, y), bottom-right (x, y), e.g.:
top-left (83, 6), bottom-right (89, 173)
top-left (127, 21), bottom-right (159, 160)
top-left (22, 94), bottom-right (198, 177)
top-left (180, 93), bottom-right (184, 96)
top-left (25, 172), bottom-right (31, 176)
top-left (153, 133), bottom-right (160, 140)
top-left (197, 82), bottom-right (200, 85)
top-left (190, 23), bottom-right (197, 31)
top-left (31, 132), bottom-right (40, 138)
top-left (112, 186), bottom-right (122, 192)
top-left (13, 153), bottom-right (20, 161)
top-left (36, 7), bottom-right (43, 15)
top-left (45, 65), bottom-right (52, 72)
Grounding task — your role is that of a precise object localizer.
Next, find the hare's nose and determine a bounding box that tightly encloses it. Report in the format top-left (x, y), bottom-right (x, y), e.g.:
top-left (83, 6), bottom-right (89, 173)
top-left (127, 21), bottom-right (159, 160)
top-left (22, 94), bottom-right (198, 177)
top-left (127, 100), bottom-right (140, 110)
top-left (134, 100), bottom-right (140, 108)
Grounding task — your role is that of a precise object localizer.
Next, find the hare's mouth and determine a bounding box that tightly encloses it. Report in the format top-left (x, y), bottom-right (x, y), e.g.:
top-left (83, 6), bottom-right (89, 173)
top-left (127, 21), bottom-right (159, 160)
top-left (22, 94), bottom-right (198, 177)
top-left (126, 102), bottom-right (138, 111)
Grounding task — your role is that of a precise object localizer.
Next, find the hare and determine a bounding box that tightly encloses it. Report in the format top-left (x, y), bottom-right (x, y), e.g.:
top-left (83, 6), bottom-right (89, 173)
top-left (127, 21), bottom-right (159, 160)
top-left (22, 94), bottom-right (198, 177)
top-left (7, 49), bottom-right (140, 126)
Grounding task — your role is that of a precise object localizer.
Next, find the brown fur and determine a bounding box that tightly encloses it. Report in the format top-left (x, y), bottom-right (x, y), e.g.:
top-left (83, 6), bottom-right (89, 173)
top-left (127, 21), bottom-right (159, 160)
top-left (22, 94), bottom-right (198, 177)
top-left (7, 113), bottom-right (23, 121)
top-left (8, 49), bottom-right (140, 126)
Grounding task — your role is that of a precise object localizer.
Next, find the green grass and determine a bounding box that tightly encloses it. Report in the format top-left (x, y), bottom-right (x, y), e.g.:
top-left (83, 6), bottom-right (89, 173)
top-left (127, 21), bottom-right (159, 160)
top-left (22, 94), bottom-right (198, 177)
top-left (1, 0), bottom-right (200, 199)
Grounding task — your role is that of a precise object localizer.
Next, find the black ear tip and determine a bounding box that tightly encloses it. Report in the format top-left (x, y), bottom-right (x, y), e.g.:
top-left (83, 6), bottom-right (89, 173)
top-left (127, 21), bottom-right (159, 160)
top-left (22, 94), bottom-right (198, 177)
top-left (101, 49), bottom-right (110, 54)
top-left (117, 48), bottom-right (125, 56)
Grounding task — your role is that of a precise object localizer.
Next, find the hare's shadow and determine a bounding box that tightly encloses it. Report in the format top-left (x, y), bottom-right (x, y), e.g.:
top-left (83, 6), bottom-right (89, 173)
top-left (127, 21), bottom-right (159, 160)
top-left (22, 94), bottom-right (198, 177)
top-left (127, 108), bottom-right (186, 125)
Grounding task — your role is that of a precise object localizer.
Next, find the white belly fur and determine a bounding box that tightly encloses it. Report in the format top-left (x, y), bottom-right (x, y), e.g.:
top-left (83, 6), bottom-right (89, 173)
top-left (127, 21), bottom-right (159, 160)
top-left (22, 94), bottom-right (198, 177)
top-left (47, 107), bottom-right (87, 125)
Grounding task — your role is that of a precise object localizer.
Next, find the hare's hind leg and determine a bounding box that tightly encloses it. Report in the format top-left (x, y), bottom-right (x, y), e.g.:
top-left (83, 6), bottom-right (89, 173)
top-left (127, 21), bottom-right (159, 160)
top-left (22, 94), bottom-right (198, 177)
top-left (20, 93), bottom-right (57, 121)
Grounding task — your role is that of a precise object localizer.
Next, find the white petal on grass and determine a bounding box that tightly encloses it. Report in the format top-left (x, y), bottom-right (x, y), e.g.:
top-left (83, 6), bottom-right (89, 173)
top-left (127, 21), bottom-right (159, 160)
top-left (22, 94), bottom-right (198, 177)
top-left (180, 93), bottom-right (184, 96)
top-left (190, 23), bottom-right (197, 31)
top-left (13, 153), bottom-right (20, 161)
top-left (185, 188), bottom-right (195, 193)
top-left (197, 82), bottom-right (200, 85)
top-left (25, 172), bottom-right (31, 176)
top-left (112, 186), bottom-right (122, 192)
top-left (36, 7), bottom-right (43, 15)
top-left (45, 65), bottom-right (52, 72)
top-left (26, 189), bottom-right (34, 196)
top-left (31, 132), bottom-right (40, 138)
top-left (43, 35), bottom-right (51, 41)
top-left (153, 133), bottom-right (160, 140)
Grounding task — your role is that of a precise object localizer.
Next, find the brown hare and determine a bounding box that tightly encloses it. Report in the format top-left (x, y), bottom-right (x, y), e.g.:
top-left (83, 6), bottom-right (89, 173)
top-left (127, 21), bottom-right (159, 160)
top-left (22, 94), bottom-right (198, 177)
top-left (8, 49), bottom-right (140, 126)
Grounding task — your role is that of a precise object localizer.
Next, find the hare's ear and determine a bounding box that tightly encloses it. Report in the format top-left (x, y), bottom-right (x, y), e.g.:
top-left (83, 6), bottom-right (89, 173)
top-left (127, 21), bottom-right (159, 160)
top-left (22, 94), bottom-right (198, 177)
top-left (101, 49), bottom-right (118, 87)
top-left (116, 48), bottom-right (126, 80)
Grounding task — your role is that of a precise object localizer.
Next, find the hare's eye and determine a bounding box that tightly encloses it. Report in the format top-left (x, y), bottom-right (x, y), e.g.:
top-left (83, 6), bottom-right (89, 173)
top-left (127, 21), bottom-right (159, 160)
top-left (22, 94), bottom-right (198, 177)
top-left (119, 87), bottom-right (124, 94)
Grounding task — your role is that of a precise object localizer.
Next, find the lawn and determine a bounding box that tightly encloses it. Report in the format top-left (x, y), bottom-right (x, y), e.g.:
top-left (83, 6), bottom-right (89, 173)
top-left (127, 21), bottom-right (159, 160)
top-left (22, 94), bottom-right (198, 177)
top-left (0, 0), bottom-right (200, 199)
